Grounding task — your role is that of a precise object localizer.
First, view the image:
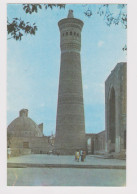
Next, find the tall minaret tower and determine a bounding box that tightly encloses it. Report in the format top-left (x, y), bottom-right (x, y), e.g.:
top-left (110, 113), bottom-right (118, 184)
top-left (54, 10), bottom-right (86, 155)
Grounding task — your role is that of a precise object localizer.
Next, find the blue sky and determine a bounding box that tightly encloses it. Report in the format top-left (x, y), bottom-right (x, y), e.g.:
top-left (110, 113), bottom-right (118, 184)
top-left (7, 4), bottom-right (127, 136)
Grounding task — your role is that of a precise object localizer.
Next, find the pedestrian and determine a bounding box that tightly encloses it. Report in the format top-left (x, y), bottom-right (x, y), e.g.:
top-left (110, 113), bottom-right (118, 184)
top-left (7, 146), bottom-right (11, 159)
top-left (80, 149), bottom-right (82, 161)
top-left (81, 150), bottom-right (84, 162)
top-left (76, 150), bottom-right (80, 162)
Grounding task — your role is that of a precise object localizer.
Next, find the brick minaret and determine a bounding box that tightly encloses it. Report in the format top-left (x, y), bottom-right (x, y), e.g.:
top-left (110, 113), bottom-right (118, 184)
top-left (54, 10), bottom-right (86, 155)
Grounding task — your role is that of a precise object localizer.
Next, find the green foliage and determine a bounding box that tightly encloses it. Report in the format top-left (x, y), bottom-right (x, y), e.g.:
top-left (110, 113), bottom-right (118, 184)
top-left (84, 4), bottom-right (127, 29)
top-left (84, 4), bottom-right (127, 51)
top-left (122, 44), bottom-right (127, 51)
top-left (22, 4), bottom-right (65, 14)
top-left (7, 18), bottom-right (37, 40)
top-left (7, 4), bottom-right (65, 41)
top-left (7, 4), bottom-right (127, 51)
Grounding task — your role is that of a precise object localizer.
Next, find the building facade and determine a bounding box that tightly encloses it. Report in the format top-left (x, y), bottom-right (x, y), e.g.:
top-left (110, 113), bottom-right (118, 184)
top-left (7, 10), bottom-right (126, 158)
top-left (7, 109), bottom-right (53, 156)
top-left (86, 131), bottom-right (106, 155)
top-left (105, 62), bottom-right (127, 154)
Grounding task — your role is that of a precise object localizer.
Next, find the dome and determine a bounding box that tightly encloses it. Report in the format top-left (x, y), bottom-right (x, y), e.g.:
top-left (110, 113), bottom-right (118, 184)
top-left (7, 109), bottom-right (43, 137)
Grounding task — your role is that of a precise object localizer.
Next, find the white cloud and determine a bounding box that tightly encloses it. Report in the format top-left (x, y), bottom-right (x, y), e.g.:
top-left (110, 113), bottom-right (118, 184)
top-left (97, 40), bottom-right (105, 48)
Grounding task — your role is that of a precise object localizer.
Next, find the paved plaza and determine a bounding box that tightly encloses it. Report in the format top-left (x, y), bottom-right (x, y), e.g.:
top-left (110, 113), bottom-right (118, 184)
top-left (7, 154), bottom-right (126, 166)
top-left (8, 168), bottom-right (126, 186)
top-left (7, 154), bottom-right (126, 186)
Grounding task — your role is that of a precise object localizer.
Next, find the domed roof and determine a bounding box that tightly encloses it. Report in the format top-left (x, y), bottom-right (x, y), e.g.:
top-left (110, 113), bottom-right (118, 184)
top-left (7, 109), bottom-right (43, 137)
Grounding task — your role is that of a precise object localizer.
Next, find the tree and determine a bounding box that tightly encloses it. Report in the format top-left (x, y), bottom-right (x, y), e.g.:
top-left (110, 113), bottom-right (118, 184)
top-left (7, 4), bottom-right (65, 40)
top-left (7, 4), bottom-right (127, 50)
top-left (83, 4), bottom-right (127, 51)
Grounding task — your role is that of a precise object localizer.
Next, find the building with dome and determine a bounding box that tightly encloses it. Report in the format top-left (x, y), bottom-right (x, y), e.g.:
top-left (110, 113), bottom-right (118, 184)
top-left (8, 109), bottom-right (43, 138)
top-left (7, 109), bottom-right (53, 156)
top-left (7, 11), bottom-right (126, 159)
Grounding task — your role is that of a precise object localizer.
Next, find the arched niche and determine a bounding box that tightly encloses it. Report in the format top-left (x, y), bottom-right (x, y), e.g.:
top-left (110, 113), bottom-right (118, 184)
top-left (108, 87), bottom-right (116, 152)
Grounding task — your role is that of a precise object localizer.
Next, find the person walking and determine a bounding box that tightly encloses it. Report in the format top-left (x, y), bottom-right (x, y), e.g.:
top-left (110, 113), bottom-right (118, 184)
top-left (76, 150), bottom-right (80, 162)
top-left (7, 146), bottom-right (11, 159)
top-left (81, 150), bottom-right (84, 162)
top-left (80, 149), bottom-right (82, 161)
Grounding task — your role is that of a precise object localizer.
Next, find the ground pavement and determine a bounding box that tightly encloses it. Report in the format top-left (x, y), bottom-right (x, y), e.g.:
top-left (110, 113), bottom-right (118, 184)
top-left (7, 154), bottom-right (126, 186)
top-left (7, 154), bottom-right (126, 168)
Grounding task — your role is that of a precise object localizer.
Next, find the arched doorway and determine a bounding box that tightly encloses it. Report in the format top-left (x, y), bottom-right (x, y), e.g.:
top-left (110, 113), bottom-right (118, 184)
top-left (87, 138), bottom-right (94, 154)
top-left (108, 87), bottom-right (116, 152)
top-left (87, 138), bottom-right (91, 154)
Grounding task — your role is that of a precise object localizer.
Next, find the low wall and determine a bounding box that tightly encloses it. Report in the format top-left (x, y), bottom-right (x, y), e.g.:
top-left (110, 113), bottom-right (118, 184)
top-left (86, 131), bottom-right (106, 155)
top-left (8, 136), bottom-right (53, 156)
top-left (9, 148), bottom-right (31, 157)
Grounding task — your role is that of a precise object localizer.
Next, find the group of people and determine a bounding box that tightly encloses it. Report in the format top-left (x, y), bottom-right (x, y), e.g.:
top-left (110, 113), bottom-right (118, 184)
top-left (75, 150), bottom-right (86, 162)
